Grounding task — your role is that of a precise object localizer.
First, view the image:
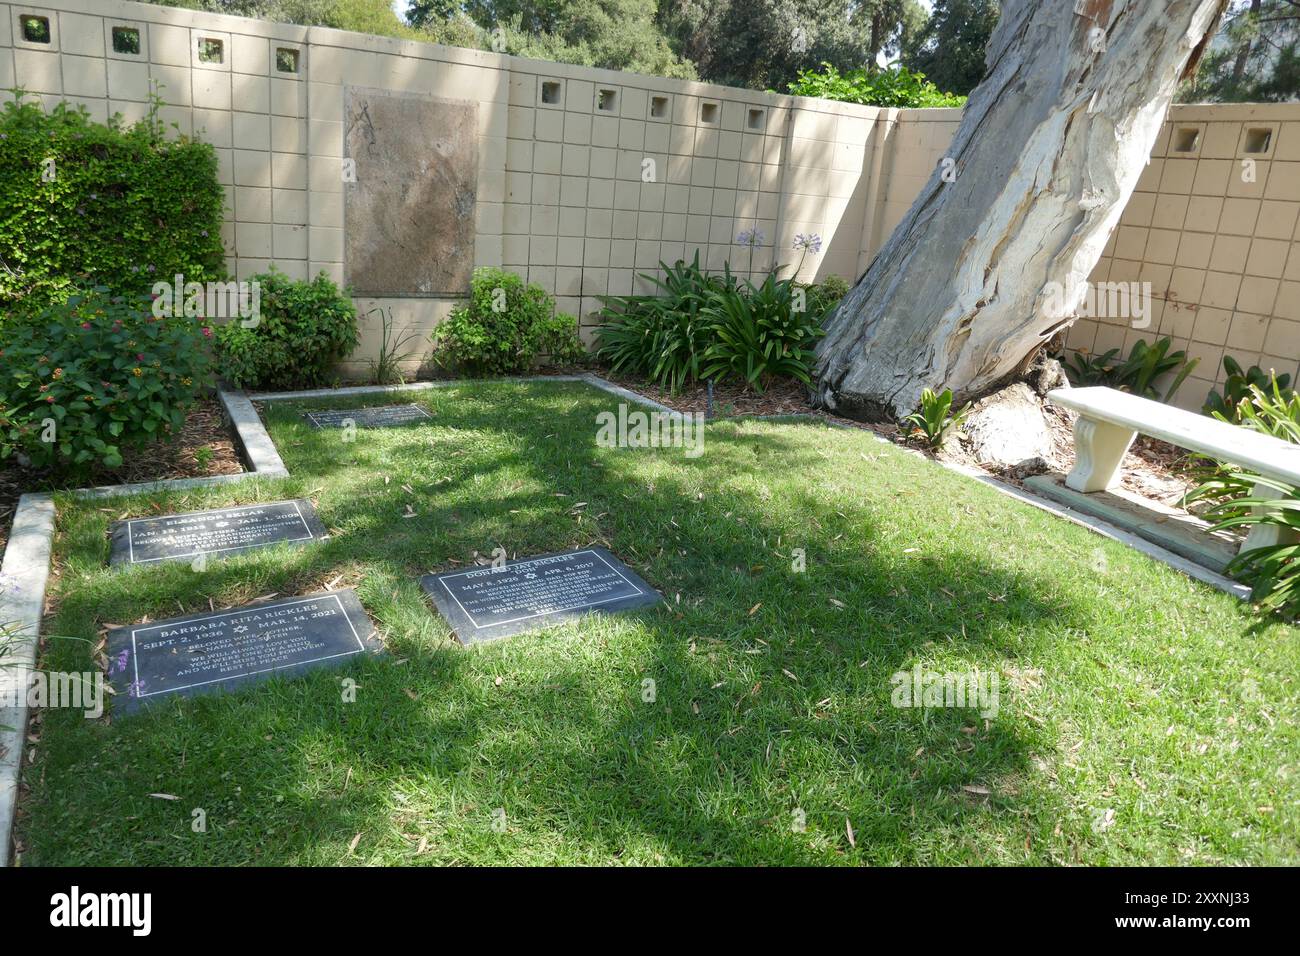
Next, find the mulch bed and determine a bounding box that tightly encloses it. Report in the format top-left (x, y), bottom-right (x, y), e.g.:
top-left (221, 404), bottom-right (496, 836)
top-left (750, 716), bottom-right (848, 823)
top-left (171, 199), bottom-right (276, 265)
top-left (599, 370), bottom-right (908, 436)
top-left (0, 397), bottom-right (243, 554)
top-left (601, 373), bottom-right (819, 419)
top-left (596, 367), bottom-right (1200, 506)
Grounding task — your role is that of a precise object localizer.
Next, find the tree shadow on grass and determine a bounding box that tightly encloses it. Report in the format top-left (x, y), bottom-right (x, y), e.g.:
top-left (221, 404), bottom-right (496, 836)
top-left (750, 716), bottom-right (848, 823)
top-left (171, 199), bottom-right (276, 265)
top-left (27, 390), bottom-right (1105, 864)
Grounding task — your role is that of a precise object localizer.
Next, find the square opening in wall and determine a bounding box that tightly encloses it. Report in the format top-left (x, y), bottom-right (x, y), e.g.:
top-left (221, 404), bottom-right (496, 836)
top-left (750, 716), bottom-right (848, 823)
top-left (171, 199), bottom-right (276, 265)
top-left (747, 108), bottom-right (765, 131)
top-left (111, 26), bottom-right (141, 55)
top-left (1244, 127), bottom-right (1273, 153)
top-left (276, 47), bottom-right (300, 73)
top-left (541, 81), bottom-right (562, 105)
top-left (20, 14), bottom-right (50, 44)
top-left (197, 36), bottom-right (224, 64)
top-left (700, 101), bottom-right (719, 125)
top-left (650, 96), bottom-right (669, 118)
top-left (1173, 127), bottom-right (1200, 152)
top-left (598, 89), bottom-right (618, 112)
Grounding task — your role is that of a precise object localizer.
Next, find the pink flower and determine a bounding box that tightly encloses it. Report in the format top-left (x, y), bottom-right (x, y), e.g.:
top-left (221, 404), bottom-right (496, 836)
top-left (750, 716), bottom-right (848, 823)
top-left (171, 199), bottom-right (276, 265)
top-left (80, 322), bottom-right (91, 329)
top-left (202, 327), bottom-right (213, 338)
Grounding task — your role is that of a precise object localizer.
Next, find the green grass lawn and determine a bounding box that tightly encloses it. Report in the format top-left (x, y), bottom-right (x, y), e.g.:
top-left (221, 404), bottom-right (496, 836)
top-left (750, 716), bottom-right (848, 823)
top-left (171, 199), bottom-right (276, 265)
top-left (18, 380), bottom-right (1300, 865)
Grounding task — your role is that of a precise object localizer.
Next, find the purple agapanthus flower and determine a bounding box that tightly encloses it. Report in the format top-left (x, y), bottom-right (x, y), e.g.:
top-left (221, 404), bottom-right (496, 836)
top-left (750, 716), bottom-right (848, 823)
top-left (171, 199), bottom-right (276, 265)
top-left (111, 649), bottom-right (129, 675)
top-left (735, 227), bottom-right (765, 247)
top-left (793, 233), bottom-right (822, 254)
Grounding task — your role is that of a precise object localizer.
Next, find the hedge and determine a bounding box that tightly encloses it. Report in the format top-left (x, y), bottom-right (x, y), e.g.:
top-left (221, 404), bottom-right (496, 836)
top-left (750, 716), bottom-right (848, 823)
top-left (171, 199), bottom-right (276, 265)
top-left (0, 94), bottom-right (227, 311)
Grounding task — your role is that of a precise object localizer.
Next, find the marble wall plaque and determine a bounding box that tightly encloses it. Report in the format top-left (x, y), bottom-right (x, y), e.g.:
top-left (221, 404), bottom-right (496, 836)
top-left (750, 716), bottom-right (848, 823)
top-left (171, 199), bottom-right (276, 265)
top-left (108, 499), bottom-right (327, 566)
top-left (344, 86), bottom-right (478, 295)
top-left (107, 589), bottom-right (379, 714)
top-left (420, 547), bottom-right (660, 643)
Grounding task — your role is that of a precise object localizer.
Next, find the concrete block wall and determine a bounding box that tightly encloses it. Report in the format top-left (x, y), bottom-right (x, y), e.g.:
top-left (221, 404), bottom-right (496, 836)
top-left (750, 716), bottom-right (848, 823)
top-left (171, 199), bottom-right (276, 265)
top-left (6, 0), bottom-right (890, 378)
top-left (6, 0), bottom-right (1298, 395)
top-left (1077, 103), bottom-right (1300, 410)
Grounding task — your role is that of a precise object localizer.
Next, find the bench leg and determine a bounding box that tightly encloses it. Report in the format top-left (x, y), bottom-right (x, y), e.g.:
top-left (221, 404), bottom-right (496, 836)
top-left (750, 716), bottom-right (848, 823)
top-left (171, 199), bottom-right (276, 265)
top-left (1240, 482), bottom-right (1300, 553)
top-left (1064, 416), bottom-right (1136, 493)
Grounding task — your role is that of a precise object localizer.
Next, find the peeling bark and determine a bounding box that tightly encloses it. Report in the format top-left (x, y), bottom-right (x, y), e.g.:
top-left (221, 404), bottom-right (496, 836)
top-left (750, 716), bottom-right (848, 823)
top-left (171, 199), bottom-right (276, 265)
top-left (813, 0), bottom-right (1229, 422)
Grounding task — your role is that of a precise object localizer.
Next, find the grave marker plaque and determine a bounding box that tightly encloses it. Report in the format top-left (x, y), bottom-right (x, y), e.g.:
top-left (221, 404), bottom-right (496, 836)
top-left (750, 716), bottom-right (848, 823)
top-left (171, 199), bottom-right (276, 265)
top-left (304, 404), bottom-right (433, 429)
top-left (420, 547), bottom-right (660, 644)
top-left (106, 589), bottom-right (379, 714)
top-left (108, 499), bottom-right (327, 566)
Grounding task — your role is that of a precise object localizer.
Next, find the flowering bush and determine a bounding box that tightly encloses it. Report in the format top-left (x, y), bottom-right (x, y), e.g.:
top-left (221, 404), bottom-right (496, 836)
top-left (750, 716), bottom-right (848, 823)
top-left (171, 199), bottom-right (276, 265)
top-left (0, 288), bottom-right (213, 471)
top-left (700, 270), bottom-right (826, 391)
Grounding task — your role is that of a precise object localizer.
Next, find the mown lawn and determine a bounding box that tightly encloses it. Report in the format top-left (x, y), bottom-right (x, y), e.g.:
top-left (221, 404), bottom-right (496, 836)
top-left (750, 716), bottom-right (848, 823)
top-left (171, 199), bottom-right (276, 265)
top-left (18, 380), bottom-right (1300, 865)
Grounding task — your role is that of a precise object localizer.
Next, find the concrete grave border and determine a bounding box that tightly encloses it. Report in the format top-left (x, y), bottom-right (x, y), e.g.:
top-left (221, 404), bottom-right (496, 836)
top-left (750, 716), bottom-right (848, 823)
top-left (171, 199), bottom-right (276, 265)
top-left (0, 372), bottom-right (1247, 866)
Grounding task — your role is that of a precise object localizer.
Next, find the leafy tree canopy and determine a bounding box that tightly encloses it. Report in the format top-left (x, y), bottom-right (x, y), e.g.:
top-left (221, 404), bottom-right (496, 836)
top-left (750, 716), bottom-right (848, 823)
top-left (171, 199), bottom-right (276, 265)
top-left (655, 0), bottom-right (926, 91)
top-left (1181, 0), bottom-right (1300, 102)
top-left (142, 0), bottom-right (1300, 101)
top-left (901, 0), bottom-right (998, 96)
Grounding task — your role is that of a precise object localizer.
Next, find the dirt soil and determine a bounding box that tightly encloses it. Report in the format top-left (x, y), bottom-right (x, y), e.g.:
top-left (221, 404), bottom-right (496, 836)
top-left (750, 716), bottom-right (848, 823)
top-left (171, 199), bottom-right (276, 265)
top-left (0, 397), bottom-right (243, 554)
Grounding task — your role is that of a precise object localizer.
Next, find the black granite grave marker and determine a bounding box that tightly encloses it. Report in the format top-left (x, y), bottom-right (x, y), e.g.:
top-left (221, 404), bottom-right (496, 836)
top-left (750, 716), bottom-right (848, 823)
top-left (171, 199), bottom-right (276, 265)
top-left (420, 547), bottom-right (660, 644)
top-left (106, 589), bottom-right (379, 714)
top-left (304, 404), bottom-right (433, 429)
top-left (108, 499), bottom-right (327, 566)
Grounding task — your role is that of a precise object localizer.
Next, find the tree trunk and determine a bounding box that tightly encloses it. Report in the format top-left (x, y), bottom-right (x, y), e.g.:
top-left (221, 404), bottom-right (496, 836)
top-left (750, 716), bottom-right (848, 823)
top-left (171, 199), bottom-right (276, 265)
top-left (1229, 0), bottom-right (1262, 89)
top-left (813, 0), bottom-right (1228, 422)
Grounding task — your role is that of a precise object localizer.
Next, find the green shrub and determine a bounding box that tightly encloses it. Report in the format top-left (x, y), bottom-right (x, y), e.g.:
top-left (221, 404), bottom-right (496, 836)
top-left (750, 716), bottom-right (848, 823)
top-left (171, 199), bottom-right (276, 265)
top-left (594, 254), bottom-right (735, 392)
top-left (1187, 380), bottom-right (1300, 617)
top-left (905, 387), bottom-right (971, 448)
top-left (215, 269), bottom-right (358, 390)
top-left (0, 94), bottom-right (226, 310)
top-left (1204, 355), bottom-right (1294, 421)
top-left (786, 63), bottom-right (966, 108)
top-left (0, 288), bottom-right (213, 471)
top-left (1060, 336), bottom-right (1198, 402)
top-left (802, 274), bottom-right (850, 321)
top-left (430, 267), bottom-right (584, 376)
top-left (700, 272), bottom-right (826, 391)
top-left (596, 256), bottom-right (842, 393)
top-left (366, 305), bottom-right (421, 386)
top-left (1059, 346), bottom-right (1121, 386)
top-left (1188, 378), bottom-right (1300, 511)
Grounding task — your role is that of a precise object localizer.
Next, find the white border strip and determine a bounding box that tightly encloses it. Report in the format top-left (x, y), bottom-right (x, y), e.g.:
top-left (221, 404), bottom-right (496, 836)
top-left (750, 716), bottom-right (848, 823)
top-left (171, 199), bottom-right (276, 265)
top-left (0, 493), bottom-right (55, 868)
top-left (247, 373), bottom-right (684, 418)
top-left (0, 384), bottom-right (285, 865)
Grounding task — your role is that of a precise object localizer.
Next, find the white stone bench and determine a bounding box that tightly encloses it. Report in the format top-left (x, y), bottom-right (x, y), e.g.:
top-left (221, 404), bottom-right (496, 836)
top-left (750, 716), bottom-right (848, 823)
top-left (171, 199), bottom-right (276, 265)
top-left (1047, 386), bottom-right (1300, 553)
